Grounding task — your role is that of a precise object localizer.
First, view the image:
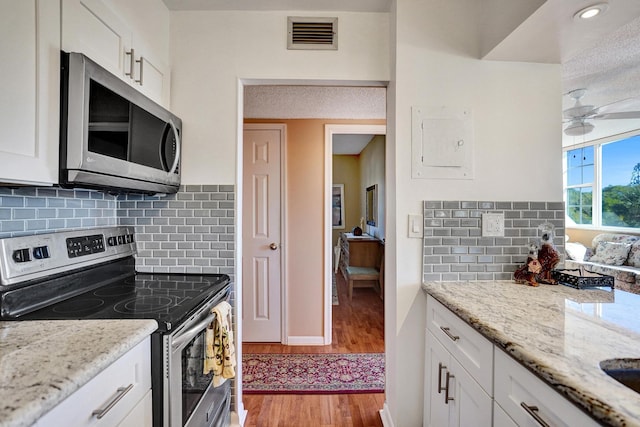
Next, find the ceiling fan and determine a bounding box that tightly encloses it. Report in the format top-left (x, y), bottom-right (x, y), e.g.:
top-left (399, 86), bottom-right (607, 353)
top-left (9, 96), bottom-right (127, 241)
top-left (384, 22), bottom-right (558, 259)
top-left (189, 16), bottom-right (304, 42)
top-left (563, 88), bottom-right (640, 136)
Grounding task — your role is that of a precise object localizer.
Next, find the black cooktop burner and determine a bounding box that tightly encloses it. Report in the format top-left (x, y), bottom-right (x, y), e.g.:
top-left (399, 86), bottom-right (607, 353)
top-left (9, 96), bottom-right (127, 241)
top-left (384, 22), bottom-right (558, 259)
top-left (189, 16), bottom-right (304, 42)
top-left (114, 295), bottom-right (178, 314)
top-left (3, 259), bottom-right (230, 332)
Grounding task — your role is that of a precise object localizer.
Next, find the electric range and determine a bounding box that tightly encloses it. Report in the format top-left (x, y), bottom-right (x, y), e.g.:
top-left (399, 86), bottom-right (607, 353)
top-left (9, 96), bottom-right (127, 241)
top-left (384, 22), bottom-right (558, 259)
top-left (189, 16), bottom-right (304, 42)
top-left (0, 226), bottom-right (231, 427)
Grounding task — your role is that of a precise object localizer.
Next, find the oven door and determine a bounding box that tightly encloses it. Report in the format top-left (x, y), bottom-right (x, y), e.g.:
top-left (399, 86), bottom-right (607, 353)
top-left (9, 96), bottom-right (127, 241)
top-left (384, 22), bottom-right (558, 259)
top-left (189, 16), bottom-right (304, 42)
top-left (166, 301), bottom-right (231, 427)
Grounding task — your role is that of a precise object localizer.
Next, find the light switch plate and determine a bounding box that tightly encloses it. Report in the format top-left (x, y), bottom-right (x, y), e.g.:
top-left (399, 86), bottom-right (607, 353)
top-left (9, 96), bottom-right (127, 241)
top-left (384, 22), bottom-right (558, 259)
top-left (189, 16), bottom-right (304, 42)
top-left (482, 213), bottom-right (504, 237)
top-left (408, 214), bottom-right (423, 238)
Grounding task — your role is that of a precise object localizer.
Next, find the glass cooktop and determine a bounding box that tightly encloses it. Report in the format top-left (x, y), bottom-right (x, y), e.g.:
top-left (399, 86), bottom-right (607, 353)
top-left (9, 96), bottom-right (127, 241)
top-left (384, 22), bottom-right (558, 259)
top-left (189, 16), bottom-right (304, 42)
top-left (12, 271), bottom-right (230, 332)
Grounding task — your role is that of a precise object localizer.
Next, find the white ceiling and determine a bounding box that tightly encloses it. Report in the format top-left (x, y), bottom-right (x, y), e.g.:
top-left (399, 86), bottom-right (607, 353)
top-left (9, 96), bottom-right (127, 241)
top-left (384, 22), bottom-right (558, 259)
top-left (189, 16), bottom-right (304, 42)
top-left (166, 0), bottom-right (640, 144)
top-left (333, 134), bottom-right (376, 155)
top-left (482, 0), bottom-right (640, 144)
top-left (161, 0), bottom-right (390, 12)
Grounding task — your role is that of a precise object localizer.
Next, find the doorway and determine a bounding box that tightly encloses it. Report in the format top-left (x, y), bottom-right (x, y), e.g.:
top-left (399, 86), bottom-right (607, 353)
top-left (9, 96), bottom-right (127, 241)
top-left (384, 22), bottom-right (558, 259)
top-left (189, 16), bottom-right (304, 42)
top-left (240, 86), bottom-right (386, 346)
top-left (325, 124), bottom-right (386, 341)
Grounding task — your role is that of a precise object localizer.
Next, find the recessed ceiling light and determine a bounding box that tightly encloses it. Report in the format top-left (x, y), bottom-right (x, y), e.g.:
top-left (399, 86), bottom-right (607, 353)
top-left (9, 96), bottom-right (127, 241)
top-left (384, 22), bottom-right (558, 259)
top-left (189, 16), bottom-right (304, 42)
top-left (574, 3), bottom-right (609, 20)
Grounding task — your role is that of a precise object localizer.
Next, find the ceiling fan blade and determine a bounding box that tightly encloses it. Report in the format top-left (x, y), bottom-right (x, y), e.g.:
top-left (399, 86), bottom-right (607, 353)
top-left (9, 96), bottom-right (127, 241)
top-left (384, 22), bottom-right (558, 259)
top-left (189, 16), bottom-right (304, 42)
top-left (596, 97), bottom-right (640, 115)
top-left (591, 111), bottom-right (640, 120)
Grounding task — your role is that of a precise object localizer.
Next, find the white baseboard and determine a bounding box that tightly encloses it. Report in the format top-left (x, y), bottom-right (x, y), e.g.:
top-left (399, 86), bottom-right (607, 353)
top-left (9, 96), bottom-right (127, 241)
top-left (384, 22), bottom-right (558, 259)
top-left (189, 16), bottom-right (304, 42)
top-left (379, 403), bottom-right (395, 427)
top-left (287, 335), bottom-right (325, 345)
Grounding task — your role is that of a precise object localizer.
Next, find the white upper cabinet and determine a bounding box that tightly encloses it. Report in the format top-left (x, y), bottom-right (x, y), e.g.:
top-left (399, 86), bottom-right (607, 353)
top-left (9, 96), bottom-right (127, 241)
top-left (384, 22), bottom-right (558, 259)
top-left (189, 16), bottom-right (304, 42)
top-left (61, 0), bottom-right (170, 107)
top-left (0, 0), bottom-right (60, 185)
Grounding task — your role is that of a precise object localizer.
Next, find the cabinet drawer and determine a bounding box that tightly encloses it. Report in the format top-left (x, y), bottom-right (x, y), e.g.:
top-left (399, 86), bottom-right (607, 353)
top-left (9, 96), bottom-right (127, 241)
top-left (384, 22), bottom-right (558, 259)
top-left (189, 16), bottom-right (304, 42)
top-left (37, 337), bottom-right (151, 427)
top-left (426, 295), bottom-right (493, 395)
top-left (493, 401), bottom-right (517, 427)
top-left (495, 349), bottom-right (599, 427)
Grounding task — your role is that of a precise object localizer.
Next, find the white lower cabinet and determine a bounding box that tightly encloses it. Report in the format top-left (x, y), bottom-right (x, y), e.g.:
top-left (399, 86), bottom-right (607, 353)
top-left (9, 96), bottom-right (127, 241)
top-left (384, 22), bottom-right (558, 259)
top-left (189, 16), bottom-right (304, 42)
top-left (425, 296), bottom-right (601, 426)
top-left (35, 337), bottom-right (152, 427)
top-left (494, 349), bottom-right (599, 427)
top-left (425, 296), bottom-right (493, 427)
top-left (425, 330), bottom-right (492, 427)
top-left (493, 402), bottom-right (517, 427)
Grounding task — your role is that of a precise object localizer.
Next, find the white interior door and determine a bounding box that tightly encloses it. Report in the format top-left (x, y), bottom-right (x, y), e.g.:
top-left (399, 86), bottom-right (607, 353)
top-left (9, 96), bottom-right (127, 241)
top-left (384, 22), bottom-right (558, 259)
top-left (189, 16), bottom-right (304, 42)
top-left (242, 124), bottom-right (283, 342)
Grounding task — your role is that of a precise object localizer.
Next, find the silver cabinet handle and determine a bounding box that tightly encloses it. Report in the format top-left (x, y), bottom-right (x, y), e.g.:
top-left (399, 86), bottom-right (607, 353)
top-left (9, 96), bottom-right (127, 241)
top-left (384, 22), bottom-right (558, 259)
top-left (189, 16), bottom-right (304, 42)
top-left (444, 371), bottom-right (454, 404)
top-left (440, 326), bottom-right (460, 341)
top-left (125, 49), bottom-right (135, 79)
top-left (520, 402), bottom-right (550, 427)
top-left (270, 243), bottom-right (278, 250)
top-left (437, 363), bottom-right (447, 393)
top-left (135, 56), bottom-right (144, 85)
top-left (92, 384), bottom-right (134, 419)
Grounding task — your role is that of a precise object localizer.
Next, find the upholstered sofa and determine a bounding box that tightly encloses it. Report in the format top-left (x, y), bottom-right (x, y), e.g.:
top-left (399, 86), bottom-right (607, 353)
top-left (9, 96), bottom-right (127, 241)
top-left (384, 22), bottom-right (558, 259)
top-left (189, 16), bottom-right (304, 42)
top-left (564, 233), bottom-right (640, 294)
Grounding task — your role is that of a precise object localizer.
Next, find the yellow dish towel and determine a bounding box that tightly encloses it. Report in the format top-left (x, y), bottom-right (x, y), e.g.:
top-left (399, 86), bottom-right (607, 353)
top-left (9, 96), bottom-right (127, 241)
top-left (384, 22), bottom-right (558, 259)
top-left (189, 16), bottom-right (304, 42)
top-left (204, 300), bottom-right (236, 387)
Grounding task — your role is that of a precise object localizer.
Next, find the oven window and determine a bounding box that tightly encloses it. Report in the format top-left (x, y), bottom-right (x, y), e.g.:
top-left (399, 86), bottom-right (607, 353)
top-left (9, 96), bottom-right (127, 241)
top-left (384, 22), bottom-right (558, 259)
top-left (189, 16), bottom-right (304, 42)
top-left (182, 329), bottom-right (214, 424)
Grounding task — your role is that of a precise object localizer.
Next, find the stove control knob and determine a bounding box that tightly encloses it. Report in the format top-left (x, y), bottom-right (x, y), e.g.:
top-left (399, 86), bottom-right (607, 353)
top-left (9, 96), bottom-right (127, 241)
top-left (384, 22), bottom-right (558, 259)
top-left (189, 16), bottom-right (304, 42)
top-left (12, 248), bottom-right (31, 263)
top-left (33, 246), bottom-right (50, 260)
top-left (107, 237), bottom-right (116, 246)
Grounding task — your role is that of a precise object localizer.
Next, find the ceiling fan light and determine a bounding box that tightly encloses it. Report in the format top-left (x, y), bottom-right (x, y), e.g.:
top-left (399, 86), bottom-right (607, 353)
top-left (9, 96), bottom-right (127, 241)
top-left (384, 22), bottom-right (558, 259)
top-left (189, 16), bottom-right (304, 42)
top-left (574, 3), bottom-right (609, 20)
top-left (564, 121), bottom-right (594, 136)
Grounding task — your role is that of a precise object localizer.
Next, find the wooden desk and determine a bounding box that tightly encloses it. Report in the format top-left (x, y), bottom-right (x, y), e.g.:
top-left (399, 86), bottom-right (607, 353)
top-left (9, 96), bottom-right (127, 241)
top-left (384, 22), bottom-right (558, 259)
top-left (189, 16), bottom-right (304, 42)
top-left (338, 233), bottom-right (383, 299)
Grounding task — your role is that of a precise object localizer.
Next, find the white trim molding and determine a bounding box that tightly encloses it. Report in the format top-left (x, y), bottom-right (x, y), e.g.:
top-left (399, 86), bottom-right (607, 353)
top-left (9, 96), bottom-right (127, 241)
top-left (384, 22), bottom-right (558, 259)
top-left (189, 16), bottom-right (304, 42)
top-left (379, 402), bottom-right (395, 427)
top-left (287, 336), bottom-right (325, 346)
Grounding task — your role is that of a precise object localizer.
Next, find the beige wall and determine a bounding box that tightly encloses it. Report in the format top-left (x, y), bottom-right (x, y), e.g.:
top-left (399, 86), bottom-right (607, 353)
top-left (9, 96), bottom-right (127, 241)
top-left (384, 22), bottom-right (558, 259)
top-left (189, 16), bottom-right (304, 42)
top-left (360, 135), bottom-right (385, 241)
top-left (332, 155), bottom-right (361, 247)
top-left (245, 118), bottom-right (385, 338)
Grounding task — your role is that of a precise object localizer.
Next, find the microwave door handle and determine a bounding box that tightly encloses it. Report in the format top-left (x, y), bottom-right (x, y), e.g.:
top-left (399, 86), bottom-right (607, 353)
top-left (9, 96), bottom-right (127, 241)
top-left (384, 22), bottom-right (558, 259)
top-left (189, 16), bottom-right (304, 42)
top-left (168, 119), bottom-right (181, 174)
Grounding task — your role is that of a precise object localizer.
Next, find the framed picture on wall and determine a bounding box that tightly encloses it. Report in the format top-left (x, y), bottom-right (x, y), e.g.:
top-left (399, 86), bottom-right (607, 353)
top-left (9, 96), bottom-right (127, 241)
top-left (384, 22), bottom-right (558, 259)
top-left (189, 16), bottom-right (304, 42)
top-left (332, 184), bottom-right (345, 229)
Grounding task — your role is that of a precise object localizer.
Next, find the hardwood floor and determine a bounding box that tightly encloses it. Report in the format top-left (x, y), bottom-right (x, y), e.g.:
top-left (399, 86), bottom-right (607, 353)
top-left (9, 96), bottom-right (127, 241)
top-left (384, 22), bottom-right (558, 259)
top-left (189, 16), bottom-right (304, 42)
top-left (242, 271), bottom-right (385, 427)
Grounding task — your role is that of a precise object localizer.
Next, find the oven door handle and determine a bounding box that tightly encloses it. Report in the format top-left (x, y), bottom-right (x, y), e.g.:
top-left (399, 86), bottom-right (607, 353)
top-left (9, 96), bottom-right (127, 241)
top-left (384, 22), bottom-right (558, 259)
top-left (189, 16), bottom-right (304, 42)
top-left (171, 312), bottom-right (216, 352)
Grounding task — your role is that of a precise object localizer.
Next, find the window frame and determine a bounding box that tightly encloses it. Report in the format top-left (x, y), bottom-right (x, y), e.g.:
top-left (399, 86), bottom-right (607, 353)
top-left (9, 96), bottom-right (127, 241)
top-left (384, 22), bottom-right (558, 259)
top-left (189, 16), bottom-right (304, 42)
top-left (563, 128), bottom-right (640, 232)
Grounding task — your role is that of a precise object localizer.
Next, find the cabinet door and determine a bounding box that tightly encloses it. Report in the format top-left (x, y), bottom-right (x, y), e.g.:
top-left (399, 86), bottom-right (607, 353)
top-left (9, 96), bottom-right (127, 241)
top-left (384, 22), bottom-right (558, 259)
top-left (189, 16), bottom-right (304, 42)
top-left (427, 295), bottom-right (494, 395)
top-left (449, 357), bottom-right (492, 427)
top-left (36, 338), bottom-right (151, 427)
top-left (424, 331), bottom-right (450, 427)
top-left (61, 0), bottom-right (132, 80)
top-left (0, 0), bottom-right (59, 185)
top-left (131, 47), bottom-right (170, 106)
top-left (494, 401), bottom-right (518, 427)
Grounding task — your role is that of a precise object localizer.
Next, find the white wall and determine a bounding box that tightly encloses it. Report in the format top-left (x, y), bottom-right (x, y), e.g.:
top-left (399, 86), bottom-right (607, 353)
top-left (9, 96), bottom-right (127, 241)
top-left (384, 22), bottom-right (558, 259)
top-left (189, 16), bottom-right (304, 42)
top-left (388, 0), bottom-right (562, 425)
top-left (171, 3), bottom-right (563, 427)
top-left (170, 10), bottom-right (390, 184)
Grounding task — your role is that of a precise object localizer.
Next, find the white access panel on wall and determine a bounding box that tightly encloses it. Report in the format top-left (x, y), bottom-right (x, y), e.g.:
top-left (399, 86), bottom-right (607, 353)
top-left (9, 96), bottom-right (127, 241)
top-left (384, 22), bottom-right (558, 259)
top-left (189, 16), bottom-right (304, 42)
top-left (411, 106), bottom-right (474, 179)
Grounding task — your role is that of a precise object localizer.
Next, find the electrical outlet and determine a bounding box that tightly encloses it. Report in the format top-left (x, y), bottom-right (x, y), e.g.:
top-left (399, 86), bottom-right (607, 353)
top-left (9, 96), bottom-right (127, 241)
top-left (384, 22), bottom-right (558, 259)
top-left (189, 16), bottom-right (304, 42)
top-left (482, 213), bottom-right (504, 237)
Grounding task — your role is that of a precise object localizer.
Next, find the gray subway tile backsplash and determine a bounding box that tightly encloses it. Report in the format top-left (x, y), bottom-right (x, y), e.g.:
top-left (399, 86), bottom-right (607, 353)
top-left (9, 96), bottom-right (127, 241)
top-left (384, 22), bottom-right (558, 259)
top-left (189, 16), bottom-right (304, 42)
top-left (0, 185), bottom-right (235, 282)
top-left (423, 200), bottom-right (564, 282)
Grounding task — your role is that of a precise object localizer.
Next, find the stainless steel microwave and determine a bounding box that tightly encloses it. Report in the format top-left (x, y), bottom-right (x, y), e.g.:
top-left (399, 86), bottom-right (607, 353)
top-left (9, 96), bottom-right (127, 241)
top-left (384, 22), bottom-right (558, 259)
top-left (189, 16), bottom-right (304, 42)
top-left (60, 52), bottom-right (181, 194)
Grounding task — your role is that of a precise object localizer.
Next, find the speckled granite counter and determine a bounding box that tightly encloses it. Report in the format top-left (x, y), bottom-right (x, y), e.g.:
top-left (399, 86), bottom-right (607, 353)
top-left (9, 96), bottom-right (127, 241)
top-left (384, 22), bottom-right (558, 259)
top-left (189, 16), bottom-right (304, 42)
top-left (422, 281), bottom-right (640, 427)
top-left (0, 319), bottom-right (157, 427)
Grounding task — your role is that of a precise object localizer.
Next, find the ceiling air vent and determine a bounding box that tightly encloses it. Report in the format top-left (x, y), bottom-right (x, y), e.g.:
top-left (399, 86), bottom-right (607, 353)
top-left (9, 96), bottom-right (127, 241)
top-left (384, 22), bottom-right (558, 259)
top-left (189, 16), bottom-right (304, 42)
top-left (287, 17), bottom-right (338, 50)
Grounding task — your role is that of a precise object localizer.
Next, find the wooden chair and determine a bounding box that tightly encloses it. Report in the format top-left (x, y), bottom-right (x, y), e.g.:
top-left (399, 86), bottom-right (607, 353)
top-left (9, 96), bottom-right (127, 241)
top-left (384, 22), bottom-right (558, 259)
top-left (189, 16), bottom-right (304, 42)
top-left (345, 245), bottom-right (384, 300)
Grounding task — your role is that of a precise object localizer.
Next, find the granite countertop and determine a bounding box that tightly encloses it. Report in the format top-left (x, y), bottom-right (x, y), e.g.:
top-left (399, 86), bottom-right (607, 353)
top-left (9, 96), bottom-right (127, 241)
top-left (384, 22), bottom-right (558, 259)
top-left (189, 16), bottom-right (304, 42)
top-left (0, 319), bottom-right (158, 427)
top-left (422, 280), bottom-right (640, 427)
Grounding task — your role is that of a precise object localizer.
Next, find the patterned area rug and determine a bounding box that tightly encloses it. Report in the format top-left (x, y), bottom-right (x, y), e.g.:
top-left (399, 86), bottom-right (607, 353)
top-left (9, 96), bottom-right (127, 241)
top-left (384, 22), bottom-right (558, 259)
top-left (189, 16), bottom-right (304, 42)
top-left (243, 353), bottom-right (384, 394)
top-left (332, 273), bottom-right (339, 305)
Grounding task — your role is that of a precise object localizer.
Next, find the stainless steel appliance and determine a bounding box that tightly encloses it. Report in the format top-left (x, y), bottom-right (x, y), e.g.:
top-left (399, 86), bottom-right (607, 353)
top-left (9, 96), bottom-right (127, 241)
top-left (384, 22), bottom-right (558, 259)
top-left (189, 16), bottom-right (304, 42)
top-left (60, 52), bottom-right (182, 194)
top-left (0, 227), bottom-right (230, 427)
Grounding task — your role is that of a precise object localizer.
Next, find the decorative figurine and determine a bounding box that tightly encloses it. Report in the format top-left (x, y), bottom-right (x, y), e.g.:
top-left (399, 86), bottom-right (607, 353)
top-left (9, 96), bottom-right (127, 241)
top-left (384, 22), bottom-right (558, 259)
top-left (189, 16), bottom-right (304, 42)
top-left (514, 242), bottom-right (541, 287)
top-left (536, 222), bottom-right (560, 284)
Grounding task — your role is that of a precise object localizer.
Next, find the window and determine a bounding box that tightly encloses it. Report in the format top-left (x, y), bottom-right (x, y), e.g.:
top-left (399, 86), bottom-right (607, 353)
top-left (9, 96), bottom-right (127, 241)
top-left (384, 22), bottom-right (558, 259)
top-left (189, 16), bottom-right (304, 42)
top-left (564, 134), bottom-right (640, 229)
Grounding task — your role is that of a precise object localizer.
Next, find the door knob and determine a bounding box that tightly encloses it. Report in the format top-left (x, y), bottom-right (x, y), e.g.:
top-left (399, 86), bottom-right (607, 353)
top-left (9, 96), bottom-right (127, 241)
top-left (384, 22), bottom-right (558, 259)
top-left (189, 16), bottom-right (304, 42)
top-left (269, 243), bottom-right (278, 250)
